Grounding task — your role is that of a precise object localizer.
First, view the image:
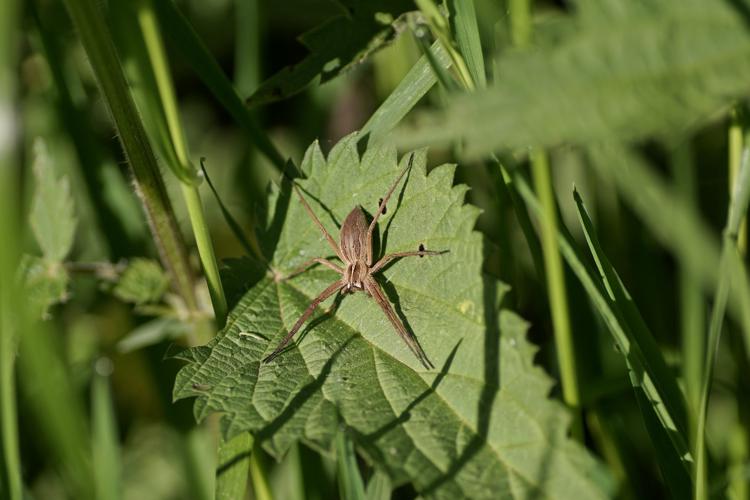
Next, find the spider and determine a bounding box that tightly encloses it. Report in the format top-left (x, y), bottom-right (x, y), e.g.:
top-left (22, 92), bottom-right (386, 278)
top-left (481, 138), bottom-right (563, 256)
top-left (263, 154), bottom-right (447, 369)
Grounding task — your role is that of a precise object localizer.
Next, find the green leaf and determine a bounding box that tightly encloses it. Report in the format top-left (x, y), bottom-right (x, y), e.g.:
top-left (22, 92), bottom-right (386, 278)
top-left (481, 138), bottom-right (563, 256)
top-left (173, 134), bottom-right (613, 499)
top-left (397, 0), bottom-right (750, 156)
top-left (245, 1), bottom-right (414, 107)
top-left (29, 139), bottom-right (77, 262)
top-left (113, 258), bottom-right (169, 305)
top-left (20, 254), bottom-right (70, 319)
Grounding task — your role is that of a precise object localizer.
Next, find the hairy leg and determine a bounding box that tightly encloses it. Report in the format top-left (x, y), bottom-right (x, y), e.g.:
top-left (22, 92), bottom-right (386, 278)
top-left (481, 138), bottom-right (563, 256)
top-left (284, 257), bottom-right (343, 280)
top-left (293, 184), bottom-right (346, 261)
top-left (263, 280), bottom-right (343, 364)
top-left (370, 249), bottom-right (446, 274)
top-left (364, 276), bottom-right (434, 370)
top-left (366, 153), bottom-right (414, 265)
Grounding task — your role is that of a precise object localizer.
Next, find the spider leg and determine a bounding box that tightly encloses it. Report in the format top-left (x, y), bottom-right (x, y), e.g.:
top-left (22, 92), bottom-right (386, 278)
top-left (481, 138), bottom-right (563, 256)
top-left (366, 153), bottom-right (414, 265)
top-left (293, 184), bottom-right (346, 261)
top-left (364, 276), bottom-right (434, 370)
top-left (370, 249), bottom-right (447, 275)
top-left (284, 257), bottom-right (343, 280)
top-left (263, 280), bottom-right (344, 364)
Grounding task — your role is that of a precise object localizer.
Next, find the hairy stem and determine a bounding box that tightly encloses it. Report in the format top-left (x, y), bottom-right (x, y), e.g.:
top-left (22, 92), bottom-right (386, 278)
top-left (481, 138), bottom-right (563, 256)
top-left (63, 0), bottom-right (198, 311)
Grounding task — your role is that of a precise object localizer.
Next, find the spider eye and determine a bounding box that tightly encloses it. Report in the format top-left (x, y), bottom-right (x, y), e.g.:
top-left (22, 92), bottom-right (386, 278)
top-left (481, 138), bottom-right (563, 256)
top-left (378, 198), bottom-right (386, 214)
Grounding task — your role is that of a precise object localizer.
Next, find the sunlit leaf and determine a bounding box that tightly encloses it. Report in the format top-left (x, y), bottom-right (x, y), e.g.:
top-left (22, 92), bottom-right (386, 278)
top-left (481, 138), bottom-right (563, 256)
top-left (173, 134), bottom-right (612, 499)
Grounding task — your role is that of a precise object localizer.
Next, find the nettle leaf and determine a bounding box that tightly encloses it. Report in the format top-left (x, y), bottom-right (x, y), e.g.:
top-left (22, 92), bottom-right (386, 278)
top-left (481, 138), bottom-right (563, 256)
top-left (245, 0), bottom-right (413, 107)
top-left (173, 134), bottom-right (613, 499)
top-left (398, 0), bottom-right (750, 156)
top-left (20, 254), bottom-right (70, 319)
top-left (113, 258), bottom-right (170, 305)
top-left (30, 139), bottom-right (77, 262)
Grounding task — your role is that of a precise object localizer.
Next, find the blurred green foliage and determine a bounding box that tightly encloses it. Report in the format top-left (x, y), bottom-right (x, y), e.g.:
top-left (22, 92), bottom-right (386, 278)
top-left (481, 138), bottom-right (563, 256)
top-left (2, 0), bottom-right (750, 499)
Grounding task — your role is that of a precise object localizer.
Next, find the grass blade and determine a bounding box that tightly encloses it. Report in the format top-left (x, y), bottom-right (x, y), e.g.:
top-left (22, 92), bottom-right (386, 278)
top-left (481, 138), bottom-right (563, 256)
top-left (571, 187), bottom-right (692, 497)
top-left (216, 432), bottom-right (252, 500)
top-left (364, 469), bottom-right (391, 500)
top-left (335, 430), bottom-right (366, 500)
top-left (448, 0), bottom-right (486, 89)
top-left (695, 134), bottom-right (750, 500)
top-left (511, 172), bottom-right (691, 495)
top-left (92, 364), bottom-right (122, 500)
top-left (18, 321), bottom-right (94, 499)
top-left (360, 41), bottom-right (450, 143)
top-left (587, 143), bottom-right (750, 365)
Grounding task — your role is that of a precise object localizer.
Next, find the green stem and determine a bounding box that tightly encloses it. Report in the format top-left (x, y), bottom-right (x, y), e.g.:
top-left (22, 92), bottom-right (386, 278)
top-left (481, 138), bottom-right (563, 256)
top-left (137, 0), bottom-right (228, 327)
top-left (63, 0), bottom-right (198, 311)
top-left (0, 0), bottom-right (23, 498)
top-left (671, 143), bottom-right (704, 437)
top-left (730, 110), bottom-right (747, 256)
top-left (694, 243), bottom-right (732, 500)
top-left (530, 153), bottom-right (581, 416)
top-left (510, 0), bottom-right (580, 429)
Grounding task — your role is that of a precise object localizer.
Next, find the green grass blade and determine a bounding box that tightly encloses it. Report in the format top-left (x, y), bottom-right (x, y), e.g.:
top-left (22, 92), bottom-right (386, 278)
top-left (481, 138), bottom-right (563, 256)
top-left (0, 2), bottom-right (22, 497)
top-left (448, 0), bottom-right (486, 89)
top-left (200, 158), bottom-right (264, 261)
top-left (411, 28), bottom-right (459, 93)
top-left (670, 143), bottom-right (704, 416)
top-left (152, 0), bottom-right (285, 172)
top-left (572, 190), bottom-right (689, 436)
top-left (360, 41), bottom-right (450, 142)
top-left (571, 187), bottom-right (692, 496)
top-left (693, 245), bottom-right (734, 500)
top-left (249, 443), bottom-right (273, 500)
top-left (92, 366), bottom-right (122, 500)
top-left (512, 173), bottom-right (692, 494)
top-left (18, 322), bottom-right (94, 499)
top-left (63, 0), bottom-right (198, 312)
top-left (364, 469), bottom-right (391, 500)
top-left (587, 143), bottom-right (750, 366)
top-left (216, 432), bottom-right (252, 500)
top-left (695, 136), bottom-right (750, 500)
top-left (336, 430), bottom-right (366, 500)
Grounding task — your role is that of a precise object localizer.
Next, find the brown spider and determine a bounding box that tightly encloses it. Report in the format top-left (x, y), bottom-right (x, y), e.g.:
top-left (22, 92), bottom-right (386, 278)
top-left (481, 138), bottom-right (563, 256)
top-left (263, 154), bottom-right (446, 369)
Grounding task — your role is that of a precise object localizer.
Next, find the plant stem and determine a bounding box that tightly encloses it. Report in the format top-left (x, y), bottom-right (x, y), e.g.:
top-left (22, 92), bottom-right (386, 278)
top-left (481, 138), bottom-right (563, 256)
top-left (530, 152), bottom-right (581, 416)
top-left (510, 0), bottom-right (580, 429)
top-left (0, 1), bottom-right (23, 498)
top-left (137, 0), bottom-right (228, 327)
top-left (694, 122), bottom-right (750, 500)
top-left (63, 0), bottom-right (198, 311)
top-left (730, 109), bottom-right (748, 256)
top-left (671, 143), bottom-right (704, 421)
